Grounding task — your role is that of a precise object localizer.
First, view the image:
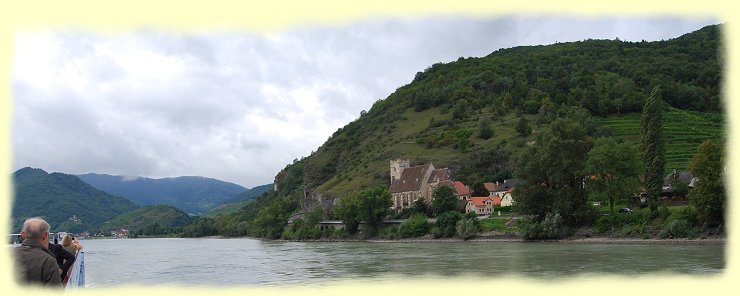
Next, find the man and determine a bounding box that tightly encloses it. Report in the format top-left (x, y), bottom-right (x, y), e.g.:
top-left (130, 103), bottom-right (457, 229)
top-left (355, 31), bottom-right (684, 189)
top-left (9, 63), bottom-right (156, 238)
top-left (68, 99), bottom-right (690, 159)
top-left (14, 217), bottom-right (63, 286)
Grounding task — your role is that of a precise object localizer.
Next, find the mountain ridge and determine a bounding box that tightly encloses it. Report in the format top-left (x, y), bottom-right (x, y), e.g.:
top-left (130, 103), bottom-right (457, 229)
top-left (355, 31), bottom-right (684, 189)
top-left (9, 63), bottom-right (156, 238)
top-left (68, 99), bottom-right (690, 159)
top-left (12, 167), bottom-right (140, 233)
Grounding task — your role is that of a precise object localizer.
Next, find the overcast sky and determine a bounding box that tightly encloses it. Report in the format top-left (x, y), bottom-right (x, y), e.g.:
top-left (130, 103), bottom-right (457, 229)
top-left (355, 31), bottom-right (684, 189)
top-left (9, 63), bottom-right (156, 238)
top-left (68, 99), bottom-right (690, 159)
top-left (11, 15), bottom-right (718, 188)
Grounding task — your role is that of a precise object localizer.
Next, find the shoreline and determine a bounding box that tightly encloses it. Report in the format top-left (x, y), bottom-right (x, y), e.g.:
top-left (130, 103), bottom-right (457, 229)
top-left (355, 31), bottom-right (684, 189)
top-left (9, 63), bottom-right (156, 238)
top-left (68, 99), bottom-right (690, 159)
top-left (278, 234), bottom-right (726, 245)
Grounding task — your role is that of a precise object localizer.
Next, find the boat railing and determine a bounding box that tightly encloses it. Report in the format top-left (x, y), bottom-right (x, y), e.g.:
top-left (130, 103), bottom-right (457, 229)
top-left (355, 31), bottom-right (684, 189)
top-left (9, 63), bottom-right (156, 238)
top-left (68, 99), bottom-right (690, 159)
top-left (64, 250), bottom-right (85, 289)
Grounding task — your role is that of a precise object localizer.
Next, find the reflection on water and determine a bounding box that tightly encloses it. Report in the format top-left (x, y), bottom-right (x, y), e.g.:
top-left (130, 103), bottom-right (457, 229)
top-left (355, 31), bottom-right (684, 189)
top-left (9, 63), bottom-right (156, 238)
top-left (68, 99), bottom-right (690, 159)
top-left (81, 238), bottom-right (724, 287)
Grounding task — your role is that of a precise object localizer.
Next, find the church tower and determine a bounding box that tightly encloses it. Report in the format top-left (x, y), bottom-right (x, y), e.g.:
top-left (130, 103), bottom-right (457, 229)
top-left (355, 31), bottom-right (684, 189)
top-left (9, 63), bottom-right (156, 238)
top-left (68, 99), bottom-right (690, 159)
top-left (390, 159), bottom-right (410, 183)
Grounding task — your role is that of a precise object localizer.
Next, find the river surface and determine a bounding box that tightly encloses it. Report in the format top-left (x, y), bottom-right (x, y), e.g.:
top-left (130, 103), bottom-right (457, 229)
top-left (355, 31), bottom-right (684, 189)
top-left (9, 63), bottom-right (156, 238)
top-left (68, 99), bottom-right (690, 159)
top-left (79, 237), bottom-right (724, 287)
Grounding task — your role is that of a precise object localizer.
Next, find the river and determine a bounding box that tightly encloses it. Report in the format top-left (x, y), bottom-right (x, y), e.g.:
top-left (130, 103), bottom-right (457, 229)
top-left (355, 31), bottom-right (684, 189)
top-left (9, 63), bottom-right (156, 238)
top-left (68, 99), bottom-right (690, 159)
top-left (79, 237), bottom-right (724, 287)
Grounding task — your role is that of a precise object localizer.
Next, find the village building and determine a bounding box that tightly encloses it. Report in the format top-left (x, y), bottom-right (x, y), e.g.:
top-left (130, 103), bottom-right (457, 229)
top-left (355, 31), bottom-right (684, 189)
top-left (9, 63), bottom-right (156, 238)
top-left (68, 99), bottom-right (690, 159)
top-left (465, 196), bottom-right (502, 215)
top-left (453, 181), bottom-right (472, 200)
top-left (389, 159), bottom-right (451, 211)
top-left (483, 179), bottom-right (520, 207)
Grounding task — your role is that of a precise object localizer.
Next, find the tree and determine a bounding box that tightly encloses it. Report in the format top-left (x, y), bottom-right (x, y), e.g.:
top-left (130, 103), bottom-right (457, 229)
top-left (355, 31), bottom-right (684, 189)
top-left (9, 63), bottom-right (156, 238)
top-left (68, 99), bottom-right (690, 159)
top-left (477, 117), bottom-right (494, 139)
top-left (640, 86), bottom-right (665, 217)
top-left (514, 118), bottom-right (594, 226)
top-left (432, 185), bottom-right (458, 216)
top-left (515, 117), bottom-right (532, 137)
top-left (411, 197), bottom-right (430, 217)
top-left (584, 137), bottom-right (642, 214)
top-left (335, 186), bottom-right (392, 236)
top-left (688, 140), bottom-right (725, 228)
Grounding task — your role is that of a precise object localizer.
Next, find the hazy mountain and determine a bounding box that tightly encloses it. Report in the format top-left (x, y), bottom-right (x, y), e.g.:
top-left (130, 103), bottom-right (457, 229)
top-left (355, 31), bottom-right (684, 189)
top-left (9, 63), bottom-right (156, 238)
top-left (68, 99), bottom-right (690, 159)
top-left (77, 173), bottom-right (248, 215)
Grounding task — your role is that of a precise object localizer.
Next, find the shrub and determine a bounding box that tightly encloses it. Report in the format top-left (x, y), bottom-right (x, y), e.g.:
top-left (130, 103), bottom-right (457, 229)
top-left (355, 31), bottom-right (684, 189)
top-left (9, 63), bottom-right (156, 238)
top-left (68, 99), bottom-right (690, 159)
top-left (435, 211), bottom-right (462, 237)
top-left (594, 216), bottom-right (613, 233)
top-left (378, 225), bottom-right (398, 239)
top-left (397, 214), bottom-right (430, 238)
top-left (658, 206), bottom-right (670, 221)
top-left (456, 218), bottom-right (478, 240)
top-left (660, 218), bottom-right (694, 238)
top-left (523, 212), bottom-right (566, 240)
top-left (430, 226), bottom-right (443, 239)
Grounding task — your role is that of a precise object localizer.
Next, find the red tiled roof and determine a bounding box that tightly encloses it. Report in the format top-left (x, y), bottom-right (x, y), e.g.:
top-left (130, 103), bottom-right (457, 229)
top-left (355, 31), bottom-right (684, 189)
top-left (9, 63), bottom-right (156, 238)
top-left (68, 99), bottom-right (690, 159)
top-left (491, 195), bottom-right (502, 206)
top-left (483, 182), bottom-right (498, 192)
top-left (453, 181), bottom-right (471, 196)
top-left (390, 164), bottom-right (431, 193)
top-left (470, 197), bottom-right (493, 207)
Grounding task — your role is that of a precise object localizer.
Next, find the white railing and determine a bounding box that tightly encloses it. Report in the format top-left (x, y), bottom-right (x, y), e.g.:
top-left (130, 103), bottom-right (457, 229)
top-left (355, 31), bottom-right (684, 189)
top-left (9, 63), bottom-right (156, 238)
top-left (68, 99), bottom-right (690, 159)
top-left (65, 251), bottom-right (85, 289)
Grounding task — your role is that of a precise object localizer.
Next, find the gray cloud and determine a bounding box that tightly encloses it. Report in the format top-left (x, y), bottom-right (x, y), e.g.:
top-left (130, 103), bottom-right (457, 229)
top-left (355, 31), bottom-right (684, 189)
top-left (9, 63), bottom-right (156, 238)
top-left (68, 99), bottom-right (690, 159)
top-left (11, 15), bottom-right (717, 188)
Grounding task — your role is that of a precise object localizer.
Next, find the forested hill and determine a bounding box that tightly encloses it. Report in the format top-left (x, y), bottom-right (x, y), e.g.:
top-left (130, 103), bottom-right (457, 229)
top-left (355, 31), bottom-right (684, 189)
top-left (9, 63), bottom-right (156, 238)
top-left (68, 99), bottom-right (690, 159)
top-left (12, 167), bottom-right (140, 233)
top-left (77, 173), bottom-right (247, 215)
top-left (98, 205), bottom-right (193, 236)
top-left (271, 24), bottom-right (721, 198)
top-left (189, 24), bottom-right (722, 238)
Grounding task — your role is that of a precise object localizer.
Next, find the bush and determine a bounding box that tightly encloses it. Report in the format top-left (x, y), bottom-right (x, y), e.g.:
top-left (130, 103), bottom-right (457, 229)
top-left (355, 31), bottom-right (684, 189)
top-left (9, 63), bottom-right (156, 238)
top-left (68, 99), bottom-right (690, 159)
top-left (435, 211), bottom-right (462, 237)
top-left (658, 206), bottom-right (670, 221)
top-left (523, 212), bottom-right (566, 240)
top-left (660, 218), bottom-right (694, 238)
top-left (594, 216), bottom-right (613, 233)
top-left (378, 225), bottom-right (398, 239)
top-left (397, 214), bottom-right (430, 238)
top-left (456, 218), bottom-right (478, 240)
top-left (430, 226), bottom-right (443, 239)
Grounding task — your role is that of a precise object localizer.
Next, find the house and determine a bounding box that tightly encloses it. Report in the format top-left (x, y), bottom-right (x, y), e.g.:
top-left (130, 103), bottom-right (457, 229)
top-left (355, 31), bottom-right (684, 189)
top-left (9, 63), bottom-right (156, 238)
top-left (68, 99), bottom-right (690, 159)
top-left (484, 179), bottom-right (520, 206)
top-left (465, 196), bottom-right (502, 215)
top-left (662, 171), bottom-right (697, 196)
top-left (500, 188), bottom-right (515, 207)
top-left (453, 181), bottom-right (472, 200)
top-left (389, 159), bottom-right (451, 211)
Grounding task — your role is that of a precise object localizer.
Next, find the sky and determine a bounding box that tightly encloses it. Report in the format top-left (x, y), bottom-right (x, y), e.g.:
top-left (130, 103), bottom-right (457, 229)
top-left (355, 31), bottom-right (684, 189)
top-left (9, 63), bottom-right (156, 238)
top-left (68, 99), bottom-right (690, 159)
top-left (11, 15), bottom-right (718, 188)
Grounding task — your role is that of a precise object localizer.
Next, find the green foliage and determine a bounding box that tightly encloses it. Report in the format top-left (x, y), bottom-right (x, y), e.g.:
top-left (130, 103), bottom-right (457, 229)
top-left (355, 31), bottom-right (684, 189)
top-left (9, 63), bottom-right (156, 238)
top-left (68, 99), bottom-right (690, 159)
top-left (456, 218), bottom-right (478, 240)
top-left (515, 118), bottom-right (594, 226)
top-left (515, 117), bottom-right (532, 137)
top-left (522, 212), bottom-right (566, 240)
top-left (599, 108), bottom-right (723, 173)
top-left (335, 186), bottom-right (392, 235)
top-left (688, 140), bottom-right (725, 228)
top-left (435, 211), bottom-right (462, 237)
top-left (182, 217), bottom-right (218, 237)
top-left (477, 117), bottom-right (494, 139)
top-left (432, 186), bottom-right (458, 216)
top-left (397, 213), bottom-right (430, 238)
top-left (584, 137), bottom-right (642, 214)
top-left (99, 205), bottom-right (192, 235)
top-left (641, 86), bottom-right (666, 216)
top-left (660, 218), bottom-right (694, 238)
top-left (11, 168), bottom-right (140, 233)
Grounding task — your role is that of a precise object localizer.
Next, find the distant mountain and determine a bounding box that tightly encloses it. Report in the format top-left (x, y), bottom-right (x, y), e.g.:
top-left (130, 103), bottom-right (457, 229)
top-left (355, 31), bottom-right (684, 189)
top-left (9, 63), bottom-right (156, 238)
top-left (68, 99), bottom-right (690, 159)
top-left (201, 183), bottom-right (271, 217)
top-left (99, 205), bottom-right (192, 234)
top-left (76, 173), bottom-right (247, 215)
top-left (224, 183), bottom-right (273, 203)
top-left (12, 167), bottom-right (140, 233)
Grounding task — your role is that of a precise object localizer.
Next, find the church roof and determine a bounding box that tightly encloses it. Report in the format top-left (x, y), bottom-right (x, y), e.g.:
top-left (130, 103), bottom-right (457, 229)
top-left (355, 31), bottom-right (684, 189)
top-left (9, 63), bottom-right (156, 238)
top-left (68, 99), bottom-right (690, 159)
top-left (390, 164), bottom-right (432, 193)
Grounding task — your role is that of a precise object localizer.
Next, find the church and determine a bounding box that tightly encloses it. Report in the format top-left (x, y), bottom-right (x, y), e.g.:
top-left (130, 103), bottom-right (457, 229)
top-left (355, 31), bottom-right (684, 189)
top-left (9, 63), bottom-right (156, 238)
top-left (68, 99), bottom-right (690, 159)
top-left (388, 159), bottom-right (452, 211)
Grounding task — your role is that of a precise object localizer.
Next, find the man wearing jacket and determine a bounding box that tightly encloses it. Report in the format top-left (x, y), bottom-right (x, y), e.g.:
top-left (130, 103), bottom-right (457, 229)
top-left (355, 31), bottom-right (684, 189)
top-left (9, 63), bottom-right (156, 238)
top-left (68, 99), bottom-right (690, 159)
top-left (14, 217), bottom-right (62, 287)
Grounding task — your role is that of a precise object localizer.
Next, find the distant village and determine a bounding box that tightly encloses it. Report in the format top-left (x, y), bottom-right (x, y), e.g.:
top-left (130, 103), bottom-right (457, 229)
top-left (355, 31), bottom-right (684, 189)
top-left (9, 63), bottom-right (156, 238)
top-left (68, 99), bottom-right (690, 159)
top-left (388, 159), bottom-right (516, 216)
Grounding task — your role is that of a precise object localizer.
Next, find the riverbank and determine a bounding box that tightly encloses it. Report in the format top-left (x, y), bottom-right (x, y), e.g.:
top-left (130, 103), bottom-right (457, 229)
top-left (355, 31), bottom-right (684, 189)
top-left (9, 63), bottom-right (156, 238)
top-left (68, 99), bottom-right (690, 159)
top-left (280, 231), bottom-right (725, 245)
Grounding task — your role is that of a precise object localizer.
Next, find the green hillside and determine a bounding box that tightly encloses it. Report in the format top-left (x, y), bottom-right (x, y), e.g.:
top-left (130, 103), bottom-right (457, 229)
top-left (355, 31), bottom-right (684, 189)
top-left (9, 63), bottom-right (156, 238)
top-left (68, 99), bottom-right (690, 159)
top-left (600, 107), bottom-right (724, 172)
top-left (201, 200), bottom-right (254, 217)
top-left (188, 24), bottom-right (723, 238)
top-left (99, 205), bottom-right (192, 234)
top-left (12, 167), bottom-right (140, 233)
